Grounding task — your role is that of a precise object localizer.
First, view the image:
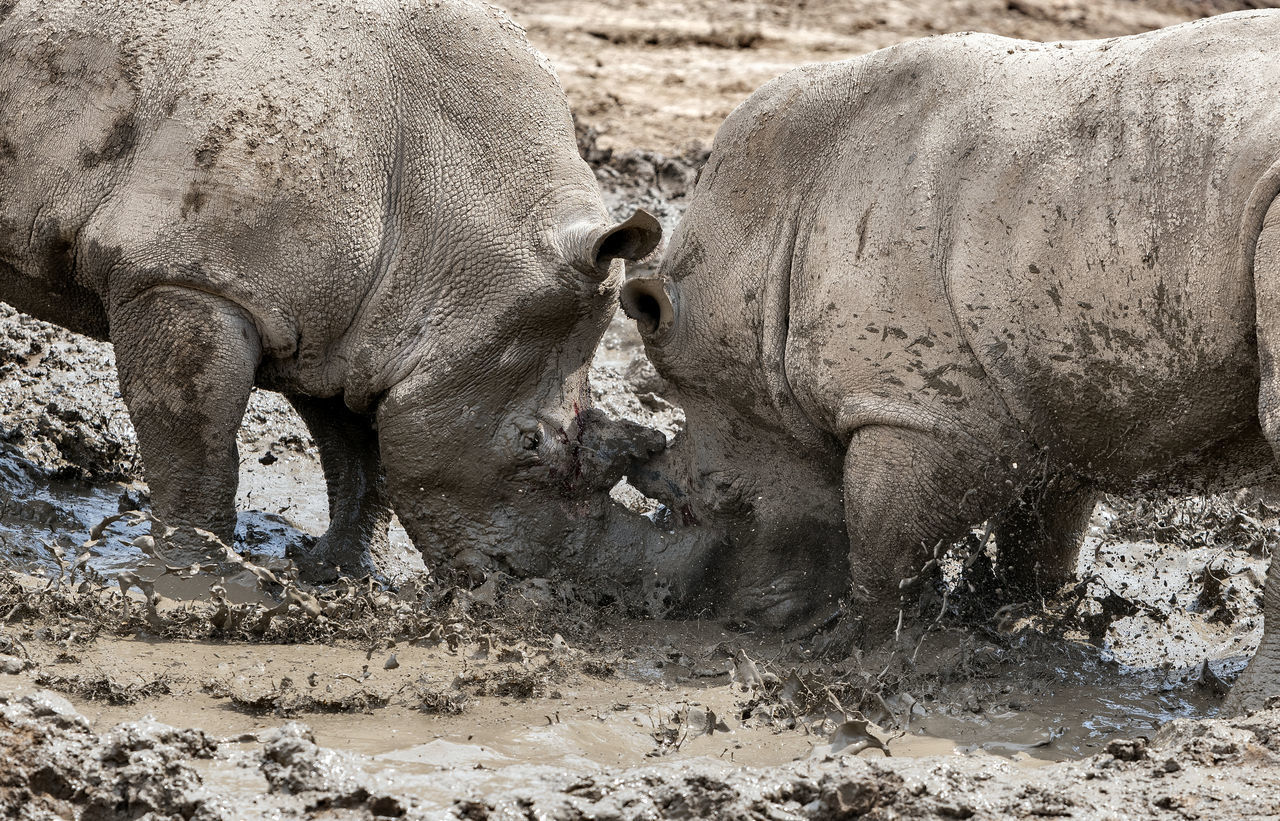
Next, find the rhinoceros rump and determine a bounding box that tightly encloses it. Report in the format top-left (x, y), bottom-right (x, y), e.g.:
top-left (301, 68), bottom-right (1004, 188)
top-left (0, 0), bottom-right (664, 580)
top-left (623, 10), bottom-right (1280, 711)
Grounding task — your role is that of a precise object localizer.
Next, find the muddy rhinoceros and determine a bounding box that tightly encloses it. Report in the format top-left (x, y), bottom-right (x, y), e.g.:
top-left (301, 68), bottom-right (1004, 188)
top-left (0, 0), bottom-right (665, 579)
top-left (621, 10), bottom-right (1280, 710)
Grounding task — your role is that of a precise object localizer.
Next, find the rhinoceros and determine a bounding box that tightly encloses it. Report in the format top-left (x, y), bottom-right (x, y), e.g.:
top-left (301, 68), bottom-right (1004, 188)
top-left (0, 0), bottom-right (664, 579)
top-left (621, 10), bottom-right (1280, 710)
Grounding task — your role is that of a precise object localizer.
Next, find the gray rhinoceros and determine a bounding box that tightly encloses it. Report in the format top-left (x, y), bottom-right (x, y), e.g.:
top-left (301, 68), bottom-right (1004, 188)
top-left (0, 0), bottom-right (663, 579)
top-left (621, 10), bottom-right (1280, 710)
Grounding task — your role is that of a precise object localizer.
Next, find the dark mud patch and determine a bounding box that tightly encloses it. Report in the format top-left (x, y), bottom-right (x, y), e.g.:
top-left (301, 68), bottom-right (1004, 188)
top-left (34, 670), bottom-right (173, 706)
top-left (0, 564), bottom-right (547, 649)
top-left (216, 676), bottom-right (392, 717)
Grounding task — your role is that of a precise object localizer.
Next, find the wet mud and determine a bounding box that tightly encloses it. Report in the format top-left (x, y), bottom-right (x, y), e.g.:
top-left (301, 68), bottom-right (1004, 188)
top-left (1, 477), bottom-right (1276, 818)
top-left (7, 1), bottom-right (1280, 817)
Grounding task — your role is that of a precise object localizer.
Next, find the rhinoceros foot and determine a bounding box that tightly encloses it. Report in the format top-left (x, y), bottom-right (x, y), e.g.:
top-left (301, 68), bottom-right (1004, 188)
top-left (287, 535), bottom-right (381, 584)
top-left (1222, 675), bottom-right (1280, 717)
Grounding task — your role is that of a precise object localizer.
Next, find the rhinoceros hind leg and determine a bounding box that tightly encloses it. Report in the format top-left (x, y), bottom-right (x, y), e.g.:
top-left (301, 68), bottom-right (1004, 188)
top-left (992, 476), bottom-right (1097, 599)
top-left (286, 395), bottom-right (392, 581)
top-left (1230, 197), bottom-right (1280, 713)
top-left (843, 424), bottom-right (1022, 643)
top-left (110, 286), bottom-right (261, 563)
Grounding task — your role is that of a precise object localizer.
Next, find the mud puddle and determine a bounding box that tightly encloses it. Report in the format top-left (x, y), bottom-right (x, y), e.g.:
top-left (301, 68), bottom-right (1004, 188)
top-left (0, 611), bottom-right (1257, 818)
top-left (0, 571), bottom-right (1243, 758)
top-left (0, 635), bottom-right (1180, 815)
top-left (0, 465), bottom-right (134, 572)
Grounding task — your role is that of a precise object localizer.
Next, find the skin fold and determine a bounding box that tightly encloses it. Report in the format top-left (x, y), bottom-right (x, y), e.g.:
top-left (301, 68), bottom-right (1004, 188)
top-left (0, 0), bottom-right (664, 581)
top-left (623, 10), bottom-right (1280, 712)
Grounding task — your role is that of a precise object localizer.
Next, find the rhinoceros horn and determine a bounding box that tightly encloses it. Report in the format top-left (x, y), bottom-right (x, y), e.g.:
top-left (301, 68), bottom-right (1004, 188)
top-left (571, 407), bottom-right (667, 493)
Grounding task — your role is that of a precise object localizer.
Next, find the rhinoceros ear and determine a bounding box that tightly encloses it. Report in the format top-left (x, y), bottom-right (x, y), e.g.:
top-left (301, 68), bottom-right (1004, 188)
top-left (586, 209), bottom-right (662, 278)
top-left (620, 275), bottom-right (674, 339)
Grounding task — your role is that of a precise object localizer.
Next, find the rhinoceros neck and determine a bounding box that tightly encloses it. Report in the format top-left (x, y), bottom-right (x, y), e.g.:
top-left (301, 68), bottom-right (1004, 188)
top-left (757, 210), bottom-right (838, 454)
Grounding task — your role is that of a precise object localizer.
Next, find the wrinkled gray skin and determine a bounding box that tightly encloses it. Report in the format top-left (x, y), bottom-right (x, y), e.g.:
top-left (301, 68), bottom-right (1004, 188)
top-left (623, 10), bottom-right (1280, 712)
top-left (0, 0), bottom-right (665, 581)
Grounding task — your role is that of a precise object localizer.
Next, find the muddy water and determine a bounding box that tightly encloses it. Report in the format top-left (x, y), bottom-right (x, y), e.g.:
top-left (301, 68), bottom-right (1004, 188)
top-left (1, 635), bottom-right (818, 814)
top-left (0, 651), bottom-right (1083, 814)
top-left (0, 619), bottom-right (1230, 814)
top-left (0, 470), bottom-right (133, 571)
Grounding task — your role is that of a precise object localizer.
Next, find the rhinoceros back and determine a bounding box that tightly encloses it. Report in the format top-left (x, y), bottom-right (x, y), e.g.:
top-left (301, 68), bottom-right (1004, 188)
top-left (0, 0), bottom-right (595, 403)
top-left (940, 13), bottom-right (1280, 487)
top-left (770, 11), bottom-right (1280, 490)
top-left (0, 0), bottom-right (407, 349)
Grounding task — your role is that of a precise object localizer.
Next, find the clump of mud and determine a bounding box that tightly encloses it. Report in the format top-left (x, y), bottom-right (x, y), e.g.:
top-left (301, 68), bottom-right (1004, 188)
top-left (0, 690), bottom-right (219, 820)
top-left (0, 691), bottom-right (416, 819)
top-left (256, 722), bottom-right (412, 817)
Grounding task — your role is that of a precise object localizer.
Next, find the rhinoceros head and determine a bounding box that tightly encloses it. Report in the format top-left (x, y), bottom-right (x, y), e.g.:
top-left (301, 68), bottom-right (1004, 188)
top-left (619, 214), bottom-right (850, 629)
top-left (371, 207), bottom-right (666, 581)
top-left (306, 1), bottom-right (679, 584)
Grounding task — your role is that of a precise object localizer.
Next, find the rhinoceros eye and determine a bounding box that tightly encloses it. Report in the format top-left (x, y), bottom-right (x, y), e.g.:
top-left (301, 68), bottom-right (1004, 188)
top-left (521, 430), bottom-right (541, 451)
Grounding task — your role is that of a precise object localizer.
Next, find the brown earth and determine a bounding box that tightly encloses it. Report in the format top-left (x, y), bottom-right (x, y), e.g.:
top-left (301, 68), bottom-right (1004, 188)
top-left (5, 1), bottom-right (1280, 818)
top-left (513, 0), bottom-right (1280, 154)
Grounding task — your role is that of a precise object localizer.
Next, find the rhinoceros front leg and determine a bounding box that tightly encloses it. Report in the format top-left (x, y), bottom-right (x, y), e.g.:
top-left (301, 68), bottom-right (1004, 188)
top-left (1228, 550), bottom-right (1280, 714)
top-left (287, 395), bottom-right (392, 580)
top-left (1229, 196), bottom-right (1280, 713)
top-left (993, 476), bottom-right (1097, 598)
top-left (109, 286), bottom-right (261, 562)
top-left (843, 424), bottom-right (1021, 642)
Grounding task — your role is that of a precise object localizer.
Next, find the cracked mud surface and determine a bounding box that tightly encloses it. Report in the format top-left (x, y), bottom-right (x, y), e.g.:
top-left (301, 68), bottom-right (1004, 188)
top-left (6, 1), bottom-right (1280, 818)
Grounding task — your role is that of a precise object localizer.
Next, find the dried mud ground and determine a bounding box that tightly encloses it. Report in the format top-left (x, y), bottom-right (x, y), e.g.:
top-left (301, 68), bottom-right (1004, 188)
top-left (7, 1), bottom-right (1280, 818)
